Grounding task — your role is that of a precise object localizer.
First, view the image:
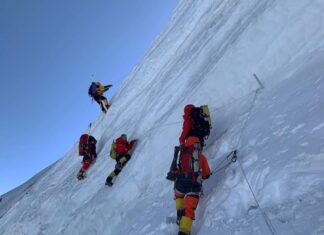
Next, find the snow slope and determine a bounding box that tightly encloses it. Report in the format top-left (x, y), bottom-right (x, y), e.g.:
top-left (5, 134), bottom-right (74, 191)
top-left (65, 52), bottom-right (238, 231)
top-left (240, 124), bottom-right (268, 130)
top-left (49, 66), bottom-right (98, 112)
top-left (1, 0), bottom-right (324, 234)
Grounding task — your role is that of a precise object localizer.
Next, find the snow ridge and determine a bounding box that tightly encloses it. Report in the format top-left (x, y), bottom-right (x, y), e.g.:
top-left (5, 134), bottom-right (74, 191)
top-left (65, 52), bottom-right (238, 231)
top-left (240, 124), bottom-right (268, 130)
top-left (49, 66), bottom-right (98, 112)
top-left (1, 0), bottom-right (324, 234)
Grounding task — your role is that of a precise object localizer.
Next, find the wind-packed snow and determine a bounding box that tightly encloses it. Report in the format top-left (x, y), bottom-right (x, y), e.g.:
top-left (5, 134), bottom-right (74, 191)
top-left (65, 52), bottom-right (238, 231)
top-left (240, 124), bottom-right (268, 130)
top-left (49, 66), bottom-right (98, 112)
top-left (1, 0), bottom-right (324, 234)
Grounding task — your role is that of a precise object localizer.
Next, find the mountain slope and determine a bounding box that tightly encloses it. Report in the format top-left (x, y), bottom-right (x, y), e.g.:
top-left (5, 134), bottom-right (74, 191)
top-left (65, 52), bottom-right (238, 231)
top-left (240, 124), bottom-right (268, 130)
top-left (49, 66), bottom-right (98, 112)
top-left (1, 0), bottom-right (324, 234)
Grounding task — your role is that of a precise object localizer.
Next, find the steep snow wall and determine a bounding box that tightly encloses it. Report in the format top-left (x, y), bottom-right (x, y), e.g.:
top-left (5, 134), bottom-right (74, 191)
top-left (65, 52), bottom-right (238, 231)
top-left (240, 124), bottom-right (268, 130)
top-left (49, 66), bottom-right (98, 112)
top-left (1, 0), bottom-right (324, 234)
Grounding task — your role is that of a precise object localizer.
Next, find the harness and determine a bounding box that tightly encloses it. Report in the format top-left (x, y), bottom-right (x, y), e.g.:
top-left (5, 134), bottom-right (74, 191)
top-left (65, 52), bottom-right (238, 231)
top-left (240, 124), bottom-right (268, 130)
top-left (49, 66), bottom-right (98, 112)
top-left (177, 144), bottom-right (202, 184)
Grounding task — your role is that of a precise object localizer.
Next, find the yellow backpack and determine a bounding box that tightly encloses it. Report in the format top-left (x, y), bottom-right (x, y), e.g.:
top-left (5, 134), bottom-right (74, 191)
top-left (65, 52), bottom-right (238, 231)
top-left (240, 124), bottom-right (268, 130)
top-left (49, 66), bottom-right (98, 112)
top-left (201, 105), bottom-right (212, 129)
top-left (110, 140), bottom-right (117, 159)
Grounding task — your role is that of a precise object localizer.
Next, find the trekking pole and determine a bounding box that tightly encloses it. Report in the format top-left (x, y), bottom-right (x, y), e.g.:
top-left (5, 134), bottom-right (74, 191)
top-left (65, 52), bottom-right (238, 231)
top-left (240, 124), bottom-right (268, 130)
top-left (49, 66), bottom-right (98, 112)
top-left (88, 123), bottom-right (92, 135)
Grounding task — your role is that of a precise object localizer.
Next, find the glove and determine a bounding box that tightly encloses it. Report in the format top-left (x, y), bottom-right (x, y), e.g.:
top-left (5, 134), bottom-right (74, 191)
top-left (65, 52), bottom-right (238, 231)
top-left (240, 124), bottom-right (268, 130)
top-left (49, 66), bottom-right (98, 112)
top-left (204, 174), bottom-right (211, 180)
top-left (104, 85), bottom-right (112, 90)
top-left (196, 175), bottom-right (203, 185)
top-left (166, 171), bottom-right (176, 181)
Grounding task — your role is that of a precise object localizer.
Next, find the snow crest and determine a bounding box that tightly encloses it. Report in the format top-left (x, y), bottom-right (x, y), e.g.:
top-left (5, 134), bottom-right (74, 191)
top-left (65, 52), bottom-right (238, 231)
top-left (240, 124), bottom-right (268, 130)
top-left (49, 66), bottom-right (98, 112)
top-left (1, 0), bottom-right (324, 234)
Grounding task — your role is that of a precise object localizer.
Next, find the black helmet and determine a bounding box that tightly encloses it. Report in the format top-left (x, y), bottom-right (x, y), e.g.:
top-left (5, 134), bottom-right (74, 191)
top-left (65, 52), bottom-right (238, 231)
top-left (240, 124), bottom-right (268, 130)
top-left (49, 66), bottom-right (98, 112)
top-left (121, 134), bottom-right (127, 140)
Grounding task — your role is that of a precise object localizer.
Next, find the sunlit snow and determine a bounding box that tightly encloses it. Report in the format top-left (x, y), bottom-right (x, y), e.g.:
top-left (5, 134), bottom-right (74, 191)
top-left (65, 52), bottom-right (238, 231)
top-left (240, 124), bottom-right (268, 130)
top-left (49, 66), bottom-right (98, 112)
top-left (1, 0), bottom-right (324, 234)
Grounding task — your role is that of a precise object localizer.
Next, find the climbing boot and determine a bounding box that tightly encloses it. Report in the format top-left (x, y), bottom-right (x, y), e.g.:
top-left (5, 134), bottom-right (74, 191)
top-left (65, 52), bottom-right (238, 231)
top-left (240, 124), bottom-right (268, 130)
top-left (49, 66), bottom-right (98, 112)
top-left (105, 176), bottom-right (113, 187)
top-left (179, 216), bottom-right (192, 235)
top-left (178, 232), bottom-right (189, 235)
top-left (77, 170), bottom-right (85, 180)
top-left (100, 103), bottom-right (107, 113)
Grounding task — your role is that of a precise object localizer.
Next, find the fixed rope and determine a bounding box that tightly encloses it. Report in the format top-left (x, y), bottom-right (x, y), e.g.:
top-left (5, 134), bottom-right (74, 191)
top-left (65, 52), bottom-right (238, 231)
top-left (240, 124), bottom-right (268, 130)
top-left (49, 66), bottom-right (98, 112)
top-left (237, 159), bottom-right (276, 235)
top-left (202, 75), bottom-right (275, 234)
top-left (226, 88), bottom-right (276, 235)
top-left (211, 150), bottom-right (237, 174)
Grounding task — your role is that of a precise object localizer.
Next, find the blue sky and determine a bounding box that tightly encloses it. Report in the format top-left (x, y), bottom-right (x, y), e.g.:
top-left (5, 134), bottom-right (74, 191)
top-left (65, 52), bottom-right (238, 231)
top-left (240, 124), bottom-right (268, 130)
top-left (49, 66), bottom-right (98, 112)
top-left (0, 0), bottom-right (179, 195)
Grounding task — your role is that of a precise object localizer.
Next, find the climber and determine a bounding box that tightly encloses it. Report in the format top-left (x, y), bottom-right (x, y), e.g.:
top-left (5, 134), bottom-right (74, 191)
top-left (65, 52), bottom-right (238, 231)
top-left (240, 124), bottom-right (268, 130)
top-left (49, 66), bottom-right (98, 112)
top-left (105, 134), bottom-right (137, 186)
top-left (173, 136), bottom-right (211, 235)
top-left (77, 134), bottom-right (97, 180)
top-left (179, 104), bottom-right (211, 149)
top-left (88, 82), bottom-right (112, 113)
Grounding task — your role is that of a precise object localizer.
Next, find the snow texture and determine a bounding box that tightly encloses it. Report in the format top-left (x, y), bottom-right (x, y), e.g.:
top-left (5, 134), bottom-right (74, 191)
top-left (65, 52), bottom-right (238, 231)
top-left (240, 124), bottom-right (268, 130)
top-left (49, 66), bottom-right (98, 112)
top-left (1, 0), bottom-right (324, 234)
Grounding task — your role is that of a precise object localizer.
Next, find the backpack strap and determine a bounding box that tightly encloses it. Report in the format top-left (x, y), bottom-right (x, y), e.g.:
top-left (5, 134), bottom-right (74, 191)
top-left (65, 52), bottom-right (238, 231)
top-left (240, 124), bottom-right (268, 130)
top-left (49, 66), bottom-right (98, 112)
top-left (191, 144), bottom-right (203, 183)
top-left (192, 144), bottom-right (201, 173)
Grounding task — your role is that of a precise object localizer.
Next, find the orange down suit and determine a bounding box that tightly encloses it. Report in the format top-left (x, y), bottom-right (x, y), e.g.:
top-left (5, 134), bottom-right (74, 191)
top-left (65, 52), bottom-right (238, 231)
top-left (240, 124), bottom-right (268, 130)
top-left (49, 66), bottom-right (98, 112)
top-left (174, 143), bottom-right (211, 234)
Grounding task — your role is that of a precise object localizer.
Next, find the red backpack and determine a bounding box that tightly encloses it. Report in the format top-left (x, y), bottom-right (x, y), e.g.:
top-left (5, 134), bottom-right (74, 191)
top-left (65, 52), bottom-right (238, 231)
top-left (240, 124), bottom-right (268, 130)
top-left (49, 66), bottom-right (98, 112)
top-left (79, 134), bottom-right (97, 156)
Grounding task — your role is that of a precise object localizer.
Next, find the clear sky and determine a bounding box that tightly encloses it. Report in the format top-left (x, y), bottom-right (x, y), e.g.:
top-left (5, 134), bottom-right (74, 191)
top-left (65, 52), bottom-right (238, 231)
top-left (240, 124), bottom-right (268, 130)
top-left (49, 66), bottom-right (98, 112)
top-left (0, 0), bottom-right (179, 195)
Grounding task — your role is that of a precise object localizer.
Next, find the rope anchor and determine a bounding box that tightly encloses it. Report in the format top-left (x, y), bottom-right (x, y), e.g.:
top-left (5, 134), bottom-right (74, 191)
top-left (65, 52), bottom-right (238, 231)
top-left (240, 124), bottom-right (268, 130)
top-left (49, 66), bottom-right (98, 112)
top-left (212, 150), bottom-right (238, 174)
top-left (228, 150), bottom-right (237, 162)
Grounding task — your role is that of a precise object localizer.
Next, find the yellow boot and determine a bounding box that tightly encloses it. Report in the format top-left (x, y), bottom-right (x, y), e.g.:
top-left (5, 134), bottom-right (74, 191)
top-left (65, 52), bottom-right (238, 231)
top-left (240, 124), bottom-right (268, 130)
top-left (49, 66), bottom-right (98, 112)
top-left (179, 216), bottom-right (192, 235)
